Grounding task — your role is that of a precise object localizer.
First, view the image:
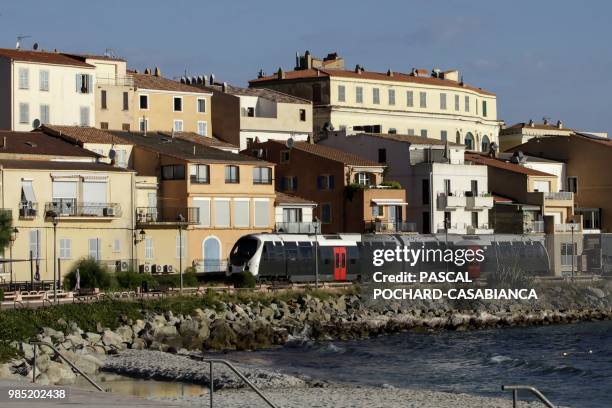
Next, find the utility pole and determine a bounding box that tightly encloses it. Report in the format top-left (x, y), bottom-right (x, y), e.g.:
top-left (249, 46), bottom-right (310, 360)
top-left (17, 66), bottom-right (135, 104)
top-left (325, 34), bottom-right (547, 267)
top-left (314, 218), bottom-right (320, 289)
top-left (53, 216), bottom-right (58, 303)
top-left (179, 224), bottom-right (183, 293)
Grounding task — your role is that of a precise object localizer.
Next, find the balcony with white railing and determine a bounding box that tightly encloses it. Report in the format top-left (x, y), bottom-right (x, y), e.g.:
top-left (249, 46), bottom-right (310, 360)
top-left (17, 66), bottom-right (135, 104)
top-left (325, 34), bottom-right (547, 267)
top-left (436, 222), bottom-right (467, 234)
top-left (96, 74), bottom-right (134, 87)
top-left (275, 222), bottom-right (321, 234)
top-left (437, 192), bottom-right (466, 210)
top-left (525, 220), bottom-right (545, 233)
top-left (192, 259), bottom-right (229, 273)
top-left (45, 201), bottom-right (121, 219)
top-left (467, 224), bottom-right (494, 235)
top-left (465, 193), bottom-right (494, 210)
top-left (544, 191), bottom-right (573, 201)
top-left (367, 221), bottom-right (417, 233)
top-left (554, 223), bottom-right (582, 233)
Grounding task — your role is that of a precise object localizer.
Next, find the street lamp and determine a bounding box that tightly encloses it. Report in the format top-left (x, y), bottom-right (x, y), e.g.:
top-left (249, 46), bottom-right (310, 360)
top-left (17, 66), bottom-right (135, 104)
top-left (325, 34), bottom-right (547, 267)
top-left (134, 229), bottom-right (146, 271)
top-left (47, 211), bottom-right (59, 304)
top-left (9, 227), bottom-right (18, 287)
top-left (178, 224), bottom-right (184, 293)
top-left (314, 217), bottom-right (320, 289)
top-left (570, 223), bottom-right (576, 280)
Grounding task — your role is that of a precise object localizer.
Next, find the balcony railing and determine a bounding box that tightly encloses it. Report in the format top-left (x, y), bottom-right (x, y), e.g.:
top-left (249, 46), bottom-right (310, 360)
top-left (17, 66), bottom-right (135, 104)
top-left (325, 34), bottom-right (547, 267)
top-left (467, 224), bottom-right (494, 234)
top-left (436, 222), bottom-right (467, 233)
top-left (466, 194), bottom-right (493, 210)
top-left (525, 220), bottom-right (545, 233)
top-left (192, 259), bottom-right (229, 273)
top-left (437, 193), bottom-right (466, 210)
top-left (275, 222), bottom-right (321, 234)
top-left (136, 207), bottom-right (199, 225)
top-left (253, 178), bottom-right (273, 185)
top-left (190, 175), bottom-right (209, 184)
top-left (554, 223), bottom-right (582, 233)
top-left (45, 201), bottom-right (121, 218)
top-left (367, 221), bottom-right (417, 233)
top-left (19, 202), bottom-right (38, 219)
top-left (544, 191), bottom-right (573, 200)
top-left (96, 74), bottom-right (134, 87)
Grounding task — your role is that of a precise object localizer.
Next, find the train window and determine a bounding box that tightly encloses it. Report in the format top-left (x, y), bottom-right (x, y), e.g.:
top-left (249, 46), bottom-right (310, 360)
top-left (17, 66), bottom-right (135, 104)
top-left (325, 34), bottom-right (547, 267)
top-left (341, 253), bottom-right (346, 268)
top-left (298, 245), bottom-right (313, 259)
top-left (230, 237), bottom-right (260, 264)
top-left (285, 242), bottom-right (298, 261)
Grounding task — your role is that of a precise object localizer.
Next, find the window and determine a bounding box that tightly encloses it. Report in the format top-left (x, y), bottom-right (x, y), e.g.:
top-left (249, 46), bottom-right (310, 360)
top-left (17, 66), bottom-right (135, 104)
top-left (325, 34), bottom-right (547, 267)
top-left (464, 132), bottom-right (474, 150)
top-left (19, 103), bottom-right (29, 124)
top-left (283, 208), bottom-right (302, 222)
top-left (455, 94), bottom-right (460, 111)
top-left (39, 70), bottom-right (49, 91)
top-left (139, 118), bottom-right (148, 132)
top-left (388, 128), bottom-right (397, 134)
top-left (175, 234), bottom-right (185, 259)
top-left (190, 164), bottom-right (209, 183)
top-left (578, 208), bottom-right (601, 230)
top-left (312, 84), bottom-right (322, 103)
top-left (246, 107), bottom-right (255, 117)
top-left (139, 94), bottom-right (149, 109)
top-left (40, 104), bottom-right (50, 124)
top-left (420, 129), bottom-right (428, 138)
top-left (225, 165), bottom-right (240, 183)
top-left (561, 243), bottom-right (576, 267)
top-left (254, 199), bottom-right (270, 227)
top-left (100, 122), bottom-right (109, 129)
top-left (471, 180), bottom-right (478, 195)
top-left (372, 205), bottom-right (383, 217)
top-left (317, 174), bottom-right (335, 190)
top-left (113, 239), bottom-right (121, 253)
top-left (29, 229), bottom-right (41, 259)
top-left (482, 100), bottom-right (487, 117)
top-left (355, 172), bottom-right (371, 186)
top-left (372, 88), bottom-right (380, 104)
top-left (465, 95), bottom-right (470, 112)
top-left (197, 98), bottom-right (206, 113)
top-left (233, 199), bottom-right (250, 227)
top-left (59, 238), bottom-right (72, 259)
top-left (173, 120), bottom-right (183, 132)
top-left (197, 121), bottom-right (208, 136)
top-left (76, 74), bottom-right (92, 94)
top-left (471, 212), bottom-right (479, 228)
top-left (173, 96), bottom-right (183, 112)
top-left (481, 135), bottom-right (490, 152)
top-left (144, 237), bottom-right (154, 260)
top-left (338, 85), bottom-right (345, 102)
top-left (122, 123), bottom-right (130, 131)
top-left (88, 238), bottom-right (101, 261)
top-left (123, 92), bottom-right (129, 110)
top-left (422, 211), bottom-right (430, 233)
top-left (422, 179), bottom-right (430, 205)
top-left (161, 164), bottom-right (185, 180)
top-left (407, 91), bottom-right (414, 107)
top-left (101, 90), bottom-right (107, 109)
top-left (388, 89), bottom-right (395, 105)
top-left (253, 167), bottom-right (272, 184)
top-left (194, 198), bottom-right (210, 227)
top-left (419, 92), bottom-right (427, 108)
top-left (280, 150), bottom-right (290, 163)
top-left (321, 204), bottom-right (331, 224)
top-left (299, 109), bottom-right (306, 121)
top-left (356, 86), bottom-right (363, 103)
top-left (115, 149), bottom-right (127, 168)
top-left (407, 128), bottom-right (415, 136)
top-left (19, 68), bottom-right (29, 89)
top-left (281, 176), bottom-right (298, 191)
top-left (440, 93), bottom-right (447, 110)
top-left (441, 130), bottom-right (447, 141)
top-left (444, 179), bottom-right (451, 195)
top-left (378, 148), bottom-right (387, 163)
top-left (567, 177), bottom-right (578, 193)
top-left (80, 106), bottom-right (90, 126)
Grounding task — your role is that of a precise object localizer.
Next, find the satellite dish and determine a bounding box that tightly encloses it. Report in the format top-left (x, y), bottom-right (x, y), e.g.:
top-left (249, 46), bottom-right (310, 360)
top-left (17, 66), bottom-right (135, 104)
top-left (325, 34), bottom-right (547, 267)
top-left (286, 137), bottom-right (295, 149)
top-left (32, 42), bottom-right (39, 50)
top-left (32, 119), bottom-right (41, 128)
top-left (108, 149), bottom-right (116, 160)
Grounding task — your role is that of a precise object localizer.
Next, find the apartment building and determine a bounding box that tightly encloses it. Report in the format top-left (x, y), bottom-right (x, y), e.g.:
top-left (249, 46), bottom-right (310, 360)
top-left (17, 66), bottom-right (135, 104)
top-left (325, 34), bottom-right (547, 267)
top-left (186, 80), bottom-right (312, 150)
top-left (274, 192), bottom-right (318, 233)
top-left (0, 48), bottom-right (96, 131)
top-left (249, 51), bottom-right (501, 151)
top-left (0, 130), bottom-right (138, 283)
top-left (320, 131), bottom-right (493, 234)
top-left (110, 130), bottom-right (276, 272)
top-left (465, 152), bottom-right (575, 234)
top-left (498, 119), bottom-right (608, 152)
top-left (244, 140), bottom-right (407, 234)
top-left (508, 132), bottom-right (612, 233)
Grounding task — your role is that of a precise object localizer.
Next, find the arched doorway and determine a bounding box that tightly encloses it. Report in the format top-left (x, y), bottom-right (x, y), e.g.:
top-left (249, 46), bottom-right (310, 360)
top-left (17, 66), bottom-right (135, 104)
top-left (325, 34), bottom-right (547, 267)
top-left (464, 132), bottom-right (474, 150)
top-left (481, 135), bottom-right (490, 152)
top-left (202, 236), bottom-right (221, 272)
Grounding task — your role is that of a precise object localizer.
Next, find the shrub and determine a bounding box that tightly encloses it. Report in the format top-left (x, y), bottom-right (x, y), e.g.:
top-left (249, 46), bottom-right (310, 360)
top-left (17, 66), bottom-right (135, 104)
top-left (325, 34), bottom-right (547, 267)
top-left (487, 263), bottom-right (534, 289)
top-left (115, 271), bottom-right (157, 290)
top-left (63, 257), bottom-right (113, 290)
top-left (154, 271), bottom-right (199, 289)
top-left (0, 288), bottom-right (3, 302)
top-left (229, 271), bottom-right (257, 288)
top-left (380, 180), bottom-right (402, 189)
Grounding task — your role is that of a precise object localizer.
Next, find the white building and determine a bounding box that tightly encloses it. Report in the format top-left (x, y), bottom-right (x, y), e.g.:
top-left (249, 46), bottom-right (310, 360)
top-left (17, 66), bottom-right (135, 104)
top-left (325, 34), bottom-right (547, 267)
top-left (274, 192), bottom-right (318, 233)
top-left (0, 48), bottom-right (96, 131)
top-left (320, 131), bottom-right (494, 234)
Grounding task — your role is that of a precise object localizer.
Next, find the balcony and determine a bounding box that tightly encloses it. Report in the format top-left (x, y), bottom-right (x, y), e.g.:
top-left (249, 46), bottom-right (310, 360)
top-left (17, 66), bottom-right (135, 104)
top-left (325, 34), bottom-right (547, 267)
top-left (525, 220), bottom-right (545, 233)
top-left (554, 223), bottom-right (582, 233)
top-left (544, 192), bottom-right (573, 201)
top-left (96, 74), bottom-right (134, 87)
top-left (275, 222), bottom-right (321, 234)
top-left (136, 207), bottom-right (199, 226)
top-left (367, 221), bottom-right (417, 233)
top-left (45, 201), bottom-right (121, 219)
top-left (465, 194), bottom-right (493, 210)
top-left (192, 259), bottom-right (229, 273)
top-left (19, 202), bottom-right (38, 219)
top-left (436, 222), bottom-right (467, 234)
top-left (437, 193), bottom-right (466, 210)
top-left (467, 224), bottom-right (494, 234)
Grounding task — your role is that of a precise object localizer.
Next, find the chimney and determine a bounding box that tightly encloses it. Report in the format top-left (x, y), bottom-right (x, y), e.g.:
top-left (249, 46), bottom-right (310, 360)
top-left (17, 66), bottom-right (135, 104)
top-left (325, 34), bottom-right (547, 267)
top-left (222, 82), bottom-right (228, 92)
top-left (277, 67), bottom-right (285, 79)
top-left (209, 74), bottom-right (215, 85)
top-left (528, 119), bottom-right (535, 127)
top-left (543, 118), bottom-right (549, 125)
top-left (144, 67), bottom-right (151, 75)
top-left (557, 120), bottom-right (563, 129)
top-left (154, 67), bottom-right (161, 77)
top-left (387, 69), bottom-right (394, 77)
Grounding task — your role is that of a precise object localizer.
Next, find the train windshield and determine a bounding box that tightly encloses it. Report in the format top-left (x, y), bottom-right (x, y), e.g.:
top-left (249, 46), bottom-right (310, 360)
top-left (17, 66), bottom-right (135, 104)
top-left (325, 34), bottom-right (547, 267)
top-left (230, 237), bottom-right (260, 265)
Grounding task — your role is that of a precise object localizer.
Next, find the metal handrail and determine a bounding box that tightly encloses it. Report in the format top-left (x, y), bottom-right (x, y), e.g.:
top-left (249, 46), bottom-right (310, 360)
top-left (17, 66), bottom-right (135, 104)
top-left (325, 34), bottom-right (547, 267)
top-left (201, 358), bottom-right (277, 408)
top-left (501, 385), bottom-right (556, 408)
top-left (30, 341), bottom-right (104, 392)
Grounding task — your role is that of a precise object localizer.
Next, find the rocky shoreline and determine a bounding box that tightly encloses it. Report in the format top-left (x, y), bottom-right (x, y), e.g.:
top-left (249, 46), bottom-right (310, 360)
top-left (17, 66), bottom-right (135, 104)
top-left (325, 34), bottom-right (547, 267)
top-left (0, 281), bottom-right (610, 388)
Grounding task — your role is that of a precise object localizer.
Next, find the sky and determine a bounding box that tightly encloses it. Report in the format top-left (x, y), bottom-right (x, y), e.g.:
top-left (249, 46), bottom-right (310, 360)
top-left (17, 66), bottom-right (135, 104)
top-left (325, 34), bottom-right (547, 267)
top-left (1, 0), bottom-right (611, 133)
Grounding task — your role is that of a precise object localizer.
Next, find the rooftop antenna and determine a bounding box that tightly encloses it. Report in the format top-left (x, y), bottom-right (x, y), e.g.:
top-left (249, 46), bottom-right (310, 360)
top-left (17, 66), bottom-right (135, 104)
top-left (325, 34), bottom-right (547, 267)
top-left (16, 35), bottom-right (31, 50)
top-left (104, 48), bottom-right (116, 58)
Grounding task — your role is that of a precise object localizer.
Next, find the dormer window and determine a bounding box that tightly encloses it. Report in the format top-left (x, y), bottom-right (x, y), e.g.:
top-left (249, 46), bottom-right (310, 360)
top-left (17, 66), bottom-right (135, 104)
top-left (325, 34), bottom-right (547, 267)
top-left (355, 172), bottom-right (372, 186)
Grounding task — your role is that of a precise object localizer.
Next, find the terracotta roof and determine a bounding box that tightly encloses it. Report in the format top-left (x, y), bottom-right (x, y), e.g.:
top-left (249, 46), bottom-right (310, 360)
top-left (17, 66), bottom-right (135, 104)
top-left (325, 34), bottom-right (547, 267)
top-left (109, 131), bottom-right (270, 164)
top-left (0, 159), bottom-right (128, 172)
top-left (41, 125), bottom-right (127, 145)
top-left (63, 53), bottom-right (126, 62)
top-left (492, 194), bottom-right (514, 204)
top-left (0, 48), bottom-right (94, 67)
top-left (250, 68), bottom-right (494, 96)
top-left (275, 192), bottom-right (316, 206)
top-left (169, 132), bottom-right (238, 150)
top-left (500, 122), bottom-right (573, 134)
top-left (573, 132), bottom-right (612, 147)
top-left (133, 73), bottom-right (211, 93)
top-left (465, 153), bottom-right (554, 177)
top-left (0, 130), bottom-right (99, 158)
top-left (276, 141), bottom-right (382, 167)
top-left (220, 85), bottom-right (311, 104)
top-left (355, 132), bottom-right (463, 147)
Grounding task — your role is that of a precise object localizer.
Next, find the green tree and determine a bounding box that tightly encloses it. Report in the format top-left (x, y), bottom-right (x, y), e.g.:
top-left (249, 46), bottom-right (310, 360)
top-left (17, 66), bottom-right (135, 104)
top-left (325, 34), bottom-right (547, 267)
top-left (0, 210), bottom-right (13, 251)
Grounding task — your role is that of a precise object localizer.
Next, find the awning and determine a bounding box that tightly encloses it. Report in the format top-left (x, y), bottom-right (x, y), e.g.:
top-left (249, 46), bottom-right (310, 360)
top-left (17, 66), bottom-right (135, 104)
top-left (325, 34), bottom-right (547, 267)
top-left (21, 181), bottom-right (36, 202)
top-left (371, 198), bottom-right (408, 206)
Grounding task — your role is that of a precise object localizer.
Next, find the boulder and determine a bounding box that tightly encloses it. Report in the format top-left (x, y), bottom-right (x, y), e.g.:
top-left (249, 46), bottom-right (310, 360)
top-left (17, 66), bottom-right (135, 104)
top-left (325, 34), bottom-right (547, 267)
top-left (102, 329), bottom-right (124, 348)
top-left (131, 338), bottom-right (147, 350)
top-left (84, 332), bottom-right (102, 343)
top-left (115, 325), bottom-right (134, 343)
top-left (45, 361), bottom-right (76, 385)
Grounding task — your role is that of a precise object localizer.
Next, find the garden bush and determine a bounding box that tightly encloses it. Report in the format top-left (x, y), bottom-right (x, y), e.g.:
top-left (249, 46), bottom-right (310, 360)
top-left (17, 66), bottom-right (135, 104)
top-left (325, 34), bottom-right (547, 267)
top-left (115, 270), bottom-right (157, 290)
top-left (229, 271), bottom-right (257, 288)
top-left (63, 257), bottom-right (113, 290)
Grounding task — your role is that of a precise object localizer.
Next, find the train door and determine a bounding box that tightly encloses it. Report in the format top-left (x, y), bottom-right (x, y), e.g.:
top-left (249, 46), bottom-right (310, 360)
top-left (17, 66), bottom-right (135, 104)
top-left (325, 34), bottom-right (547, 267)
top-left (333, 247), bottom-right (347, 280)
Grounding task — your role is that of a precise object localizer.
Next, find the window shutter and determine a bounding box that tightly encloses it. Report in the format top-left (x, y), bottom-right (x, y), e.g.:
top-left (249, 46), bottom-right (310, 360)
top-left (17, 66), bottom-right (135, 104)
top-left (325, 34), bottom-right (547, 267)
top-left (75, 74), bottom-right (80, 92)
top-left (329, 175), bottom-right (335, 189)
top-left (88, 75), bottom-right (93, 93)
